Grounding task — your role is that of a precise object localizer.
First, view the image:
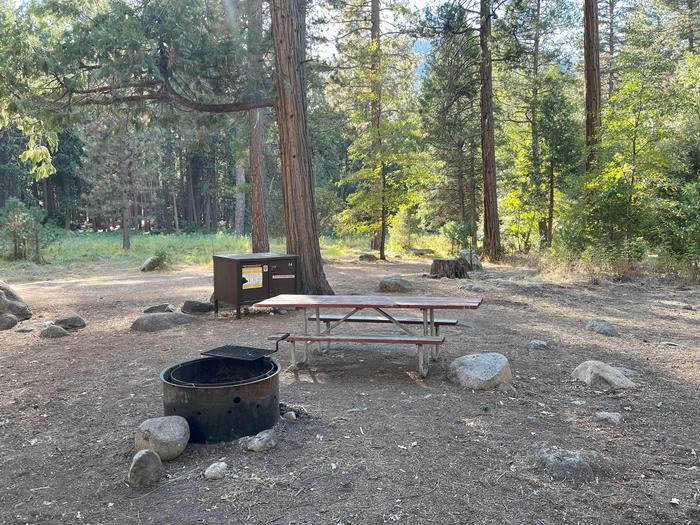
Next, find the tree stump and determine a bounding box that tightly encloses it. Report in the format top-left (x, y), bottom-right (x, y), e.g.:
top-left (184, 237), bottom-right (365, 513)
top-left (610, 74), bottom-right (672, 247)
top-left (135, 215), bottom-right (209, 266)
top-left (430, 258), bottom-right (468, 279)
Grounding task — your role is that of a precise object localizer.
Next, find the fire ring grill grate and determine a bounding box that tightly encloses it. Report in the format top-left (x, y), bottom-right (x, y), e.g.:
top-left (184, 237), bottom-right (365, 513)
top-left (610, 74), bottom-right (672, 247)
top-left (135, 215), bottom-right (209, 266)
top-left (161, 355), bottom-right (281, 443)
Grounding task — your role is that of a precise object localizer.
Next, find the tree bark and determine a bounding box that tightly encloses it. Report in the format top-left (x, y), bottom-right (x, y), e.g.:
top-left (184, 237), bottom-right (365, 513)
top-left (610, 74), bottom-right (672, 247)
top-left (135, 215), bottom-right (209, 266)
top-left (172, 192), bottom-right (180, 233)
top-left (480, 0), bottom-right (501, 261)
top-left (270, 0), bottom-right (333, 294)
top-left (584, 0), bottom-right (601, 173)
top-left (234, 160), bottom-right (246, 236)
top-left (248, 0), bottom-right (270, 253)
top-left (531, 0), bottom-right (541, 191)
top-left (369, 0), bottom-right (386, 259)
top-left (546, 156), bottom-right (555, 247)
top-left (607, 0), bottom-right (616, 98)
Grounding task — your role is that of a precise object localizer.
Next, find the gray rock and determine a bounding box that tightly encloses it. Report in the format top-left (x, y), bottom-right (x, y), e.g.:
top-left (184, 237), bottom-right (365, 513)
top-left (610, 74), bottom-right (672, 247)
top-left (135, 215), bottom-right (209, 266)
top-left (0, 314), bottom-right (18, 331)
top-left (596, 411), bottom-right (623, 425)
top-left (15, 321), bottom-right (53, 333)
top-left (130, 312), bottom-right (200, 332)
top-left (460, 282), bottom-right (483, 292)
top-left (681, 304), bottom-right (695, 311)
top-left (282, 411), bottom-right (297, 422)
top-left (527, 339), bottom-right (549, 350)
top-left (535, 445), bottom-right (613, 482)
top-left (140, 256), bottom-right (163, 272)
top-left (135, 416), bottom-right (190, 461)
top-left (127, 449), bottom-right (162, 488)
top-left (585, 319), bottom-right (620, 337)
top-left (359, 253), bottom-right (378, 262)
top-left (614, 366), bottom-right (640, 379)
top-left (143, 303), bottom-right (176, 314)
top-left (40, 325), bottom-right (71, 338)
top-left (240, 428), bottom-right (278, 453)
top-left (572, 360), bottom-right (637, 390)
top-left (378, 275), bottom-right (414, 293)
top-left (181, 300), bottom-right (214, 314)
top-left (204, 461), bottom-right (227, 480)
top-left (447, 352), bottom-right (512, 390)
top-left (523, 282), bottom-right (543, 291)
top-left (439, 276), bottom-right (450, 283)
top-left (458, 250), bottom-right (483, 271)
top-left (54, 313), bottom-right (86, 330)
top-left (0, 281), bottom-right (32, 320)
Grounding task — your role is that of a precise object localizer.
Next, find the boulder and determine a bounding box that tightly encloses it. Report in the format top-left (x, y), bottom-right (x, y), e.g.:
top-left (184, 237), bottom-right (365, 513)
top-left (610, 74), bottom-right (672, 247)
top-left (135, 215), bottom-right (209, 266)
top-left (447, 352), bottom-right (512, 390)
top-left (596, 411), bottom-right (623, 425)
top-left (204, 462), bottom-right (227, 480)
top-left (585, 319), bottom-right (620, 337)
top-left (359, 253), bottom-right (378, 262)
top-left (572, 360), bottom-right (637, 390)
top-left (458, 250), bottom-right (483, 271)
top-left (54, 313), bottom-right (86, 330)
top-left (534, 445), bottom-right (613, 482)
top-left (135, 416), bottom-right (190, 461)
top-left (40, 325), bottom-right (71, 338)
top-left (527, 339), bottom-right (549, 350)
top-left (240, 428), bottom-right (278, 453)
top-left (143, 303), bottom-right (176, 314)
top-left (127, 449), bottom-right (162, 488)
top-left (130, 312), bottom-right (200, 332)
top-left (0, 314), bottom-right (18, 331)
top-left (0, 281), bottom-right (32, 321)
top-left (181, 300), bottom-right (215, 314)
top-left (140, 256), bottom-right (163, 272)
top-left (378, 275), bottom-right (414, 293)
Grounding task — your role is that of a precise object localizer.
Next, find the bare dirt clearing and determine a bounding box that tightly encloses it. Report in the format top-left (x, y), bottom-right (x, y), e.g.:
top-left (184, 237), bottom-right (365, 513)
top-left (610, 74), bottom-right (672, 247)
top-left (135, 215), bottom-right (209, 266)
top-left (0, 261), bottom-right (698, 524)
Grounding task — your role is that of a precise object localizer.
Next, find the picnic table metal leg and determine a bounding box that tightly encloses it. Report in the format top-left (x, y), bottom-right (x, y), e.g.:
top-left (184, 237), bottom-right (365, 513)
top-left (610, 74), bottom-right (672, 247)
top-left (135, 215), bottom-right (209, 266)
top-left (429, 308), bottom-right (440, 361)
top-left (418, 309), bottom-right (430, 378)
top-left (315, 306), bottom-right (322, 354)
top-left (323, 321), bottom-right (331, 353)
top-left (302, 308), bottom-right (310, 362)
top-left (290, 340), bottom-right (298, 369)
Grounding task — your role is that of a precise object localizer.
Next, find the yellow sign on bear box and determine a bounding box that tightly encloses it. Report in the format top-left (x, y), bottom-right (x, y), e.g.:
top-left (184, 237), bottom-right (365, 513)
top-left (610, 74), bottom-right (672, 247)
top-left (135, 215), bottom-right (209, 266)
top-left (242, 265), bottom-right (263, 289)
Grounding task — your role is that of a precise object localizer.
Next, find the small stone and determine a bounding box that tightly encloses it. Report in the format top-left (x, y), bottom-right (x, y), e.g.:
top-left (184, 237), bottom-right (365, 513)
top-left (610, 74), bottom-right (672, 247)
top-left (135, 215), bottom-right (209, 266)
top-left (359, 253), bottom-right (378, 262)
top-left (527, 339), bottom-right (549, 350)
top-left (0, 314), bottom-right (18, 331)
top-left (135, 416), bottom-right (190, 461)
top-left (378, 275), bottom-right (414, 293)
top-left (240, 428), bottom-right (278, 453)
top-left (127, 449), bottom-right (162, 488)
top-left (143, 304), bottom-right (176, 314)
top-left (131, 312), bottom-right (200, 332)
top-left (277, 309), bottom-right (288, 315)
top-left (54, 313), bottom-right (86, 330)
top-left (447, 353), bottom-right (512, 390)
top-left (584, 319), bottom-right (620, 337)
top-left (140, 256), bottom-right (164, 272)
top-left (40, 325), bottom-right (71, 338)
top-left (681, 304), bottom-right (695, 311)
top-left (572, 360), bottom-right (637, 390)
top-left (283, 411), bottom-right (297, 421)
top-left (181, 300), bottom-right (215, 314)
top-left (460, 282), bottom-right (483, 292)
top-left (15, 321), bottom-right (53, 333)
top-left (439, 276), bottom-right (450, 283)
top-left (596, 411), bottom-right (623, 425)
top-left (204, 461), bottom-right (227, 480)
top-left (534, 445), bottom-right (613, 482)
top-left (524, 282), bottom-right (543, 291)
top-left (571, 400), bottom-right (587, 406)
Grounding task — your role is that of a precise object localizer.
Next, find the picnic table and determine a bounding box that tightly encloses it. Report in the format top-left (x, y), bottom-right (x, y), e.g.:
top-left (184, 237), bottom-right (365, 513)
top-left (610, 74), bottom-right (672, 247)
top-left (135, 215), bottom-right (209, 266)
top-left (254, 294), bottom-right (482, 378)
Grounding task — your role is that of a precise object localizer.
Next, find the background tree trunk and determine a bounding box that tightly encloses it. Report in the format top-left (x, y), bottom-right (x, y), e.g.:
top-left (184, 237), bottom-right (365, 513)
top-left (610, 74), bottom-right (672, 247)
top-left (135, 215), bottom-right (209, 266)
top-left (480, 0), bottom-right (501, 261)
top-left (234, 160), bottom-right (246, 236)
top-left (271, 0), bottom-right (333, 294)
top-left (584, 0), bottom-right (601, 173)
top-left (369, 0), bottom-right (386, 259)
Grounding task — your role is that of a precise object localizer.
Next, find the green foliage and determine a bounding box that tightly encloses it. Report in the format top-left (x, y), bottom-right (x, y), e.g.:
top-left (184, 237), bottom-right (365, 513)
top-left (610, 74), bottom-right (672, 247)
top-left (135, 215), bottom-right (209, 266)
top-left (439, 220), bottom-right (477, 255)
top-left (0, 197), bottom-right (46, 261)
top-left (388, 206), bottom-right (423, 251)
top-left (314, 186), bottom-right (345, 236)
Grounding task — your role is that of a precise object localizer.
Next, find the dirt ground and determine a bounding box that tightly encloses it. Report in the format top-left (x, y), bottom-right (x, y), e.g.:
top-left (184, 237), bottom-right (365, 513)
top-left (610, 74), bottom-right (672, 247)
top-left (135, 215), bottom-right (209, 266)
top-left (0, 260), bottom-right (699, 524)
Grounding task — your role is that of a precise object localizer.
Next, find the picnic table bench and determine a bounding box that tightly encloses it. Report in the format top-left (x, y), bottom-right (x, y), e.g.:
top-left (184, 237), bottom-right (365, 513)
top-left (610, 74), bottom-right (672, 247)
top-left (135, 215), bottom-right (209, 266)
top-left (255, 294), bottom-right (482, 378)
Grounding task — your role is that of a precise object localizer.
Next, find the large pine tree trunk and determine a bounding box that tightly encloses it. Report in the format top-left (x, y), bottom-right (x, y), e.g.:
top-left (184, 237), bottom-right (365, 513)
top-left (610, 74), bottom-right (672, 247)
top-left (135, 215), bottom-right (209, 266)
top-left (584, 0), bottom-right (601, 173)
top-left (480, 0), bottom-right (501, 261)
top-left (271, 0), bottom-right (333, 294)
top-left (369, 0), bottom-right (386, 259)
top-left (248, 0), bottom-right (270, 253)
top-left (531, 0), bottom-right (541, 190)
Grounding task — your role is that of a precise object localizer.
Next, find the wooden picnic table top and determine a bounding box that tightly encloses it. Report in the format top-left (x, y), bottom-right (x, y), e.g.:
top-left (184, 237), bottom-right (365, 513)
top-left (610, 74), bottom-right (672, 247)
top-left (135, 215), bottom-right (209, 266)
top-left (254, 294), bottom-right (483, 310)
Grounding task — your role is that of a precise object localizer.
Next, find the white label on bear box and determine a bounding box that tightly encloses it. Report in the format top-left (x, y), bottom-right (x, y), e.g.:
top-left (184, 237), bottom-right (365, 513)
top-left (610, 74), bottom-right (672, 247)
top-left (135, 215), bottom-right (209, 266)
top-left (272, 274), bottom-right (295, 279)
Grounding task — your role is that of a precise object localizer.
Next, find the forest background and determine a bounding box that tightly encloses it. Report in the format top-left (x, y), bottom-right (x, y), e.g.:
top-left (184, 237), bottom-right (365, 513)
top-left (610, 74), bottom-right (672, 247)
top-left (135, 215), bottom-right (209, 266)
top-left (0, 0), bottom-right (698, 284)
